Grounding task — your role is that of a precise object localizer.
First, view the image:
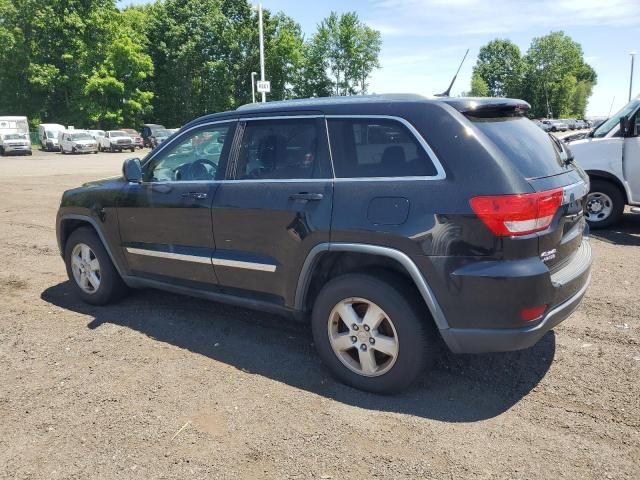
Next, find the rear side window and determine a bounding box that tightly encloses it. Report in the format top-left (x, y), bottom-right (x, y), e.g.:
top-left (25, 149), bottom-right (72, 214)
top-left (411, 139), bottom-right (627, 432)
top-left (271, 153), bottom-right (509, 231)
top-left (470, 116), bottom-right (569, 179)
top-left (234, 118), bottom-right (331, 180)
top-left (327, 118), bottom-right (438, 178)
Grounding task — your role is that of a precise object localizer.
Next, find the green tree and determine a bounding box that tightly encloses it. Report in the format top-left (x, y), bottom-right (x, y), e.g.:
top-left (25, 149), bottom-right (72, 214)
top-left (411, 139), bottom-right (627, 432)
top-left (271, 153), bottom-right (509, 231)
top-left (308, 11), bottom-right (381, 96)
top-left (468, 71), bottom-right (489, 96)
top-left (522, 31), bottom-right (596, 118)
top-left (472, 39), bottom-right (524, 98)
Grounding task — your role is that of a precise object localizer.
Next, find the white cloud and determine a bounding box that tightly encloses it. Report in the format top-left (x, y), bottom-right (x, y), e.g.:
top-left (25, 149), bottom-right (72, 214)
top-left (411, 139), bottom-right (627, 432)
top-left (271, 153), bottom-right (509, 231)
top-left (366, 0), bottom-right (640, 37)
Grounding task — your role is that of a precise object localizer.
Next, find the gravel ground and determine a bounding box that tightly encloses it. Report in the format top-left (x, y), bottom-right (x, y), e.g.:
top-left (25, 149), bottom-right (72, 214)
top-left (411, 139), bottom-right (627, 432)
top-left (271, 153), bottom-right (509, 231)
top-left (0, 149), bottom-right (638, 479)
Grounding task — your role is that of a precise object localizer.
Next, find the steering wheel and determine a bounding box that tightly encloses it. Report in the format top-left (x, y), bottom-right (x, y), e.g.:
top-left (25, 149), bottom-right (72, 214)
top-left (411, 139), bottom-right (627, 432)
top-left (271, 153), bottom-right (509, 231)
top-left (189, 159), bottom-right (217, 180)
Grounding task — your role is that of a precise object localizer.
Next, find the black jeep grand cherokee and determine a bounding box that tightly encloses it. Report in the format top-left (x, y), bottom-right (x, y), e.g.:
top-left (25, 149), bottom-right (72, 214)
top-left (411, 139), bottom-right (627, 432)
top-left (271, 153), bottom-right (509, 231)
top-left (56, 95), bottom-right (592, 393)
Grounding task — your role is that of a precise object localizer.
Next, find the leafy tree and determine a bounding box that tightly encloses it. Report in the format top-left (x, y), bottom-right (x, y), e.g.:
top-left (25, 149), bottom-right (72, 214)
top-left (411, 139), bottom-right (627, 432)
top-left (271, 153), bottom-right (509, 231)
top-left (472, 39), bottom-right (524, 98)
top-left (308, 11), bottom-right (381, 96)
top-left (522, 31), bottom-right (596, 118)
top-left (468, 71), bottom-right (489, 97)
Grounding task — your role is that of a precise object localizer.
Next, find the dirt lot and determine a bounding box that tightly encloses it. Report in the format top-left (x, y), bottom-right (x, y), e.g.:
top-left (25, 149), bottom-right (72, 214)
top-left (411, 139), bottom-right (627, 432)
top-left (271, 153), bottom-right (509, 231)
top-left (1, 149), bottom-right (639, 479)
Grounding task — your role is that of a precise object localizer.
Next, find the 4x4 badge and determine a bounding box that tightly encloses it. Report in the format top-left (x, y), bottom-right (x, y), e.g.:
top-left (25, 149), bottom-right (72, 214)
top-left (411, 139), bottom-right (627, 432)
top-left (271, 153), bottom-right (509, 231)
top-left (541, 249), bottom-right (557, 262)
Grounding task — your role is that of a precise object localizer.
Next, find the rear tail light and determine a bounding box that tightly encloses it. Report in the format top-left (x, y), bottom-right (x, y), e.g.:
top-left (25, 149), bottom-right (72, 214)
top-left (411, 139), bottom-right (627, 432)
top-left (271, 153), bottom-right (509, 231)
top-left (470, 188), bottom-right (563, 236)
top-left (520, 305), bottom-right (547, 322)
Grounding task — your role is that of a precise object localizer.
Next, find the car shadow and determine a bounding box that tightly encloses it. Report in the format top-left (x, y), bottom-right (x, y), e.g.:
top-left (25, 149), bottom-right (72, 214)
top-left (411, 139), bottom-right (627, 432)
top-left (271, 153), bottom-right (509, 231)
top-left (41, 281), bottom-right (556, 423)
top-left (590, 213), bottom-right (640, 247)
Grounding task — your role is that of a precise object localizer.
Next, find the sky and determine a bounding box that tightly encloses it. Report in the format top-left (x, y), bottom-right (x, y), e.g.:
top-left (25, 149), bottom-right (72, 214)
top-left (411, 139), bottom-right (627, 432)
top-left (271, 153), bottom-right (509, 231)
top-left (118, 0), bottom-right (640, 117)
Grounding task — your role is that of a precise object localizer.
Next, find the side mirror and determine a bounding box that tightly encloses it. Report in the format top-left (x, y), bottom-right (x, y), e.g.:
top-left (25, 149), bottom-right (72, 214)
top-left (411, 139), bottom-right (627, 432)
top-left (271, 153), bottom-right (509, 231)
top-left (620, 116), bottom-right (631, 137)
top-left (123, 158), bottom-right (142, 183)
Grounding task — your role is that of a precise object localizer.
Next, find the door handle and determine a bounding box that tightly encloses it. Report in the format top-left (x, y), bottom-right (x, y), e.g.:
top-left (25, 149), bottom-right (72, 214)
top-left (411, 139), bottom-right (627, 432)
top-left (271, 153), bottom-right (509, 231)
top-left (289, 192), bottom-right (323, 201)
top-left (181, 192), bottom-right (208, 200)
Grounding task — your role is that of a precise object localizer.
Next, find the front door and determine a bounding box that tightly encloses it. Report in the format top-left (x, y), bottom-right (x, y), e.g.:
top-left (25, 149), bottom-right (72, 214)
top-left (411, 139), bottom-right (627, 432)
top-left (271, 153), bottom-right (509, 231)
top-left (623, 111), bottom-right (640, 203)
top-left (118, 121), bottom-right (236, 287)
top-left (211, 116), bottom-right (333, 305)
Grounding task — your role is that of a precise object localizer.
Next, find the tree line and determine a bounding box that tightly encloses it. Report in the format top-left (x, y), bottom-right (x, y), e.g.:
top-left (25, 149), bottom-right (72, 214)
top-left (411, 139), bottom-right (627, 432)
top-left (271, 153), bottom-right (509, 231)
top-left (466, 32), bottom-right (597, 119)
top-left (0, 0), bottom-right (382, 129)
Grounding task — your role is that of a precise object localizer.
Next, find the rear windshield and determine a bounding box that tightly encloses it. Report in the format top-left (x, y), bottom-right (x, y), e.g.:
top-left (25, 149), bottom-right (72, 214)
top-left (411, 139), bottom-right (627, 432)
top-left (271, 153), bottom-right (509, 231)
top-left (470, 116), bottom-right (568, 179)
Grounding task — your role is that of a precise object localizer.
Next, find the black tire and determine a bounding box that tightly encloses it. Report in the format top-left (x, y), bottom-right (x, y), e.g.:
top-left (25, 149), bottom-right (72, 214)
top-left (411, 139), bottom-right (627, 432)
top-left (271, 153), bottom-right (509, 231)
top-left (311, 272), bottom-right (435, 394)
top-left (64, 227), bottom-right (127, 305)
top-left (585, 179), bottom-right (625, 229)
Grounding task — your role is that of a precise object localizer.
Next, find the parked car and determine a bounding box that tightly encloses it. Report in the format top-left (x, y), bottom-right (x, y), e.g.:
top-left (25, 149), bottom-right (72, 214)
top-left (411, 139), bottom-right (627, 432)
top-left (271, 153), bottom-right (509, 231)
top-left (59, 131), bottom-right (98, 154)
top-left (567, 95), bottom-right (640, 228)
top-left (121, 128), bottom-right (143, 149)
top-left (98, 130), bottom-right (135, 152)
top-left (563, 118), bottom-right (578, 130)
top-left (0, 132), bottom-right (32, 156)
top-left (87, 130), bottom-right (106, 143)
top-left (38, 123), bottom-right (65, 151)
top-left (543, 119), bottom-right (568, 132)
top-left (141, 124), bottom-right (169, 148)
top-left (575, 119), bottom-right (587, 130)
top-left (56, 95), bottom-right (592, 393)
top-left (533, 119), bottom-right (552, 132)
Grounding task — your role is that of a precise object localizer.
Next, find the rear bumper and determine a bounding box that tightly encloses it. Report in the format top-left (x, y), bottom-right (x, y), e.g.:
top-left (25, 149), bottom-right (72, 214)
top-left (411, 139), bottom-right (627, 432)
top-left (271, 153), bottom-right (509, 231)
top-left (441, 273), bottom-right (590, 353)
top-left (438, 238), bottom-right (592, 354)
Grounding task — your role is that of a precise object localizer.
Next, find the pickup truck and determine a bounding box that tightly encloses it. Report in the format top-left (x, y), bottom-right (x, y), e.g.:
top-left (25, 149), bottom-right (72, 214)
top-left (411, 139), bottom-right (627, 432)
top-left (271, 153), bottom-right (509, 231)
top-left (567, 96), bottom-right (640, 228)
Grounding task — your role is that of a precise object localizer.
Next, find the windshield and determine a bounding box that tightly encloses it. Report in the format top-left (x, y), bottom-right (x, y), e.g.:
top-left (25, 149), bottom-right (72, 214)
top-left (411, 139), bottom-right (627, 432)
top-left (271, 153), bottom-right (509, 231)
top-left (470, 116), bottom-right (569, 179)
top-left (153, 129), bottom-right (171, 137)
top-left (110, 131), bottom-right (128, 137)
top-left (4, 133), bottom-right (27, 140)
top-left (71, 133), bottom-right (93, 141)
top-left (46, 131), bottom-right (59, 138)
top-left (592, 97), bottom-right (640, 138)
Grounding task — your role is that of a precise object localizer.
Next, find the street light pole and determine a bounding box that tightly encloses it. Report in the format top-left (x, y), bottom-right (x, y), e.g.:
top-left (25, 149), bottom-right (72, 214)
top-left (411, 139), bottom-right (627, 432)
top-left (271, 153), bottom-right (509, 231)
top-left (630, 51), bottom-right (637, 102)
top-left (251, 71), bottom-right (257, 103)
top-left (258, 3), bottom-right (266, 103)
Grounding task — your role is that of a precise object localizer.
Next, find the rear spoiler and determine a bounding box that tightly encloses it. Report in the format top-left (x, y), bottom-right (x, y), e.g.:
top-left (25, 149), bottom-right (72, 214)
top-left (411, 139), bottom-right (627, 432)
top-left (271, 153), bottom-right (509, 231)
top-left (438, 97), bottom-right (531, 118)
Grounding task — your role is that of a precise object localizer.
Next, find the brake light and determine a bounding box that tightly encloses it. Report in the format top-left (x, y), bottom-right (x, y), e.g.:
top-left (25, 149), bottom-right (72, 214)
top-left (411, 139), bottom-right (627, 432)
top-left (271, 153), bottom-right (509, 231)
top-left (470, 188), bottom-right (563, 236)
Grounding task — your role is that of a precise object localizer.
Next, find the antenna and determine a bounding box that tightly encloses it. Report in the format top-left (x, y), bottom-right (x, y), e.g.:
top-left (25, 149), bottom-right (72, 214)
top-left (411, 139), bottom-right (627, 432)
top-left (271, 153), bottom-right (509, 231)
top-left (434, 48), bottom-right (469, 97)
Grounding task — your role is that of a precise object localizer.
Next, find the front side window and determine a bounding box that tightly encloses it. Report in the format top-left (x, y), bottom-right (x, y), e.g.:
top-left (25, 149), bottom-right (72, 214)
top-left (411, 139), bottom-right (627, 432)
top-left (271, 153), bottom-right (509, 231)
top-left (234, 118), bottom-right (330, 180)
top-left (143, 123), bottom-right (233, 182)
top-left (327, 118), bottom-right (438, 178)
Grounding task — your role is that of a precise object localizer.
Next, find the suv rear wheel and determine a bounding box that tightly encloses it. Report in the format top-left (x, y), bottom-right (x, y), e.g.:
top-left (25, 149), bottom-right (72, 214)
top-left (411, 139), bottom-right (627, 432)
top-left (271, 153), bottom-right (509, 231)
top-left (64, 227), bottom-right (127, 305)
top-left (585, 179), bottom-right (624, 229)
top-left (311, 273), bottom-right (434, 393)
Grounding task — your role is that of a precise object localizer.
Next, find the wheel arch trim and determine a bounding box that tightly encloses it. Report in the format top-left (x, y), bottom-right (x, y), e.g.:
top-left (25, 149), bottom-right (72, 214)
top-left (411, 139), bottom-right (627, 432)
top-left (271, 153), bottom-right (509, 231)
top-left (57, 214), bottom-right (126, 277)
top-left (294, 243), bottom-right (449, 330)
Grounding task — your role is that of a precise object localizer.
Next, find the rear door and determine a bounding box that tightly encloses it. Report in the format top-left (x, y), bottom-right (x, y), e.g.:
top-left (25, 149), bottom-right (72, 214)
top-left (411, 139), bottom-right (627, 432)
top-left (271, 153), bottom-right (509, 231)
top-left (210, 115), bottom-right (333, 305)
top-left (117, 120), bottom-right (236, 287)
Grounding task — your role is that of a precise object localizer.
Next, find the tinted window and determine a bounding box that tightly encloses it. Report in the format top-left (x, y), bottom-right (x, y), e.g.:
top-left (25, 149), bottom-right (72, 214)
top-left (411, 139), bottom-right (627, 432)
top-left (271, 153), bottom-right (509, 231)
top-left (143, 123), bottom-right (233, 182)
top-left (470, 116), bottom-right (569, 179)
top-left (327, 118), bottom-right (437, 178)
top-left (235, 118), bottom-right (329, 179)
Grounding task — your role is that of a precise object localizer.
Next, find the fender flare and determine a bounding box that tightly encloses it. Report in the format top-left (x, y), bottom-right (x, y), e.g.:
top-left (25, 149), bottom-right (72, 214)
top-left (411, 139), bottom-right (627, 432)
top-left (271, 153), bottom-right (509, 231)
top-left (294, 242), bottom-right (450, 330)
top-left (57, 214), bottom-right (126, 277)
top-left (585, 169), bottom-right (630, 203)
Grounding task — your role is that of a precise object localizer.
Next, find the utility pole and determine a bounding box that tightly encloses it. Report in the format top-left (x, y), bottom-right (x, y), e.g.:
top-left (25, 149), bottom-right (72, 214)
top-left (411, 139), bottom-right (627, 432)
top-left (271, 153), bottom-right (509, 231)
top-left (630, 51), bottom-right (637, 102)
top-left (251, 71), bottom-right (257, 103)
top-left (258, 3), bottom-right (266, 103)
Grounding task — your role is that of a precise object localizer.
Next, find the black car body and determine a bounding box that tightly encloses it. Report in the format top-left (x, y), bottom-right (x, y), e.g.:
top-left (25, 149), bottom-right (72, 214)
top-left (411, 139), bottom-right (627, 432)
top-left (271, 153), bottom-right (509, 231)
top-left (56, 95), bottom-right (592, 392)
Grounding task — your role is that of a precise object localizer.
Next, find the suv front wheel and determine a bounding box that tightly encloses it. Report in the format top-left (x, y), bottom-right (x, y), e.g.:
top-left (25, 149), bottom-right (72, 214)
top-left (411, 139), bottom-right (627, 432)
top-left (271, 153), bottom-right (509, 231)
top-left (64, 227), bottom-right (127, 305)
top-left (311, 273), bottom-right (435, 394)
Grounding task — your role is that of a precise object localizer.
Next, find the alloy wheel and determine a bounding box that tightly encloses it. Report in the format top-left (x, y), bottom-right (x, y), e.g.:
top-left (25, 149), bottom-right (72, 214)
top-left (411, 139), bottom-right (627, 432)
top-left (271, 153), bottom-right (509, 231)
top-left (70, 243), bottom-right (101, 294)
top-left (327, 297), bottom-right (399, 377)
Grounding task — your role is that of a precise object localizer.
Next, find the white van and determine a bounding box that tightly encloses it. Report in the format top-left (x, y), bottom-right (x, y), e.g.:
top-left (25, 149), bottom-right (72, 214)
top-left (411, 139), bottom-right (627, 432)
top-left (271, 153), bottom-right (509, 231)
top-left (59, 130), bottom-right (99, 154)
top-left (38, 123), bottom-right (65, 151)
top-left (0, 116), bottom-right (30, 156)
top-left (567, 95), bottom-right (640, 227)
